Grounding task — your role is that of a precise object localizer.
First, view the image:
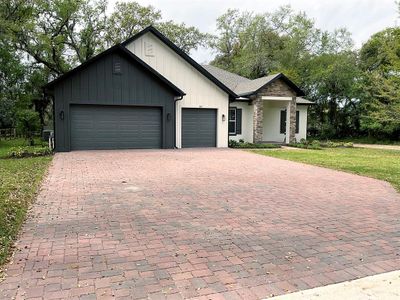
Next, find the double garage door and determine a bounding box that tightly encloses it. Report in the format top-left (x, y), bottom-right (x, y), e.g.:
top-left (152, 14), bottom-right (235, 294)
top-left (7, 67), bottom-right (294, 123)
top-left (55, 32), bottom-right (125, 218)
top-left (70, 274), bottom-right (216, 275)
top-left (70, 105), bottom-right (162, 150)
top-left (70, 105), bottom-right (217, 150)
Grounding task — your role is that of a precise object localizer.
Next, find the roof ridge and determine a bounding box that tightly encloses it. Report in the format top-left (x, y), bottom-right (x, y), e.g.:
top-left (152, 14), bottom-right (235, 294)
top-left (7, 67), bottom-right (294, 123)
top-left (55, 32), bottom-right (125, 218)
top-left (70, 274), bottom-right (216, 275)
top-left (201, 65), bottom-right (251, 81)
top-left (122, 27), bottom-right (238, 98)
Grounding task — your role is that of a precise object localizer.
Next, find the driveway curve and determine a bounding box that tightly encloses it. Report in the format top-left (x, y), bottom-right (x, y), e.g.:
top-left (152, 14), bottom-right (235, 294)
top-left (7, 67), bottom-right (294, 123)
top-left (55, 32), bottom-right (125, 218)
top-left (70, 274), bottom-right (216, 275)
top-left (1, 149), bottom-right (399, 300)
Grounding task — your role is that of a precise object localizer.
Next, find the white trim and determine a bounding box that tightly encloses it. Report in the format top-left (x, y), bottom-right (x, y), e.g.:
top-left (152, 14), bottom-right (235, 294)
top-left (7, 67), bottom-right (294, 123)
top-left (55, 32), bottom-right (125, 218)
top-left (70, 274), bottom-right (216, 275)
top-left (125, 32), bottom-right (229, 148)
top-left (261, 96), bottom-right (292, 101)
top-left (228, 107), bottom-right (236, 135)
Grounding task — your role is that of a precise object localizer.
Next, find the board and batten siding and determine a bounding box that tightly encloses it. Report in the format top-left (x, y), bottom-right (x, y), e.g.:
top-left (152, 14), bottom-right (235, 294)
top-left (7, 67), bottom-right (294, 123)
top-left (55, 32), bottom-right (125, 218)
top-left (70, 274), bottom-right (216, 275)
top-left (53, 51), bottom-right (177, 151)
top-left (125, 33), bottom-right (229, 148)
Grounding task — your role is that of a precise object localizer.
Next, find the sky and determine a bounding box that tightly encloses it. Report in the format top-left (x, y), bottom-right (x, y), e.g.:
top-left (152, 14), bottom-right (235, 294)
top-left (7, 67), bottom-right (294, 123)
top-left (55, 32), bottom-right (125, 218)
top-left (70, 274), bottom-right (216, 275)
top-left (108, 0), bottom-right (399, 63)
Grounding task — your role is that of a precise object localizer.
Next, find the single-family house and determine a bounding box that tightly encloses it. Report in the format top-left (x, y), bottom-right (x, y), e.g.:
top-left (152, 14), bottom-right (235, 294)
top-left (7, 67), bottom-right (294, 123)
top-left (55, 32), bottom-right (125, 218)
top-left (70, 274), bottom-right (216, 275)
top-left (45, 26), bottom-right (313, 151)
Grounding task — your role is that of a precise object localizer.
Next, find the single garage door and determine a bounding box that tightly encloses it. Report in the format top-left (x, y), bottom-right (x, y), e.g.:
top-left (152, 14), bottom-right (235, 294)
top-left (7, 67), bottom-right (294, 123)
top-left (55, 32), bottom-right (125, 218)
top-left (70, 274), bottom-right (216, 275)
top-left (70, 105), bottom-right (162, 150)
top-left (182, 108), bottom-right (217, 148)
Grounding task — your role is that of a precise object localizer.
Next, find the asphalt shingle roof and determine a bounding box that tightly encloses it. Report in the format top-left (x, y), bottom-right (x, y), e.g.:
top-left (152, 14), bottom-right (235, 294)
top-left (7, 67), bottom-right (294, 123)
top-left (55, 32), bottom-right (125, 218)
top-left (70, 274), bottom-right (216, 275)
top-left (202, 65), bottom-right (280, 96)
top-left (296, 97), bottom-right (315, 104)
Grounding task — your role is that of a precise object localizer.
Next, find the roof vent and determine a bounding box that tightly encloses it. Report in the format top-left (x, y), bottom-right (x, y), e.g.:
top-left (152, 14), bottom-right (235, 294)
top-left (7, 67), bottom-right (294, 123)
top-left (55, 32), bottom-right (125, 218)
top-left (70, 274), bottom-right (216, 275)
top-left (144, 41), bottom-right (155, 57)
top-left (113, 60), bottom-right (122, 74)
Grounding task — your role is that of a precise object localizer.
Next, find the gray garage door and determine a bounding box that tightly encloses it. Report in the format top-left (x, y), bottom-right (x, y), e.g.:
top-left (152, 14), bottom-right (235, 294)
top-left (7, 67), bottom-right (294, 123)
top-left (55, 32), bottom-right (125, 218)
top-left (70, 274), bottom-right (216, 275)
top-left (70, 105), bottom-right (162, 150)
top-left (182, 108), bottom-right (217, 148)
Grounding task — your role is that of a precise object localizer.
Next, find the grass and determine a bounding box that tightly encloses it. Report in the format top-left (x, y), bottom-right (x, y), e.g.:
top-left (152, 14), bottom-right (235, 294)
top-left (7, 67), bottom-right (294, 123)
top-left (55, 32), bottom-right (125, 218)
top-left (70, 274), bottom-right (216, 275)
top-left (251, 147), bottom-right (400, 191)
top-left (0, 139), bottom-right (51, 267)
top-left (0, 138), bottom-right (47, 158)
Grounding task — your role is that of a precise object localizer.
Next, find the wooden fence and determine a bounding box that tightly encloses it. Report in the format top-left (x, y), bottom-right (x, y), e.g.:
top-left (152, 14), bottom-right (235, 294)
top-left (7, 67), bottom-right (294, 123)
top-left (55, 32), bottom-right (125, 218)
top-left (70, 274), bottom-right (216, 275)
top-left (0, 128), bottom-right (17, 140)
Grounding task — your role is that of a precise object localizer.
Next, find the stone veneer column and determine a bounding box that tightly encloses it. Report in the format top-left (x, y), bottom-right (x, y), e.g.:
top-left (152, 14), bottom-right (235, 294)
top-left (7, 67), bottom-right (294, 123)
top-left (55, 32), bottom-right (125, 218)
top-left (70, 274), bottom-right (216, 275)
top-left (288, 97), bottom-right (297, 143)
top-left (253, 98), bottom-right (264, 143)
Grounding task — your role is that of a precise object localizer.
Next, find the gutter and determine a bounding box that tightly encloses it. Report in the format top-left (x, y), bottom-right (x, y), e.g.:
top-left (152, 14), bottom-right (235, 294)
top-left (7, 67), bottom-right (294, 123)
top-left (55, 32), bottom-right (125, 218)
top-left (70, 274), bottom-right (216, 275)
top-left (173, 95), bottom-right (184, 149)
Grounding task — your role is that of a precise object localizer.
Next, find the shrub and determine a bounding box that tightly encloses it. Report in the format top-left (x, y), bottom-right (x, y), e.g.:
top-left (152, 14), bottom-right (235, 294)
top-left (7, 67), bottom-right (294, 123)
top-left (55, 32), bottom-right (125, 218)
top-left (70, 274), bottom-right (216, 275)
top-left (288, 141), bottom-right (322, 150)
top-left (288, 139), bottom-right (354, 150)
top-left (16, 110), bottom-right (41, 146)
top-left (344, 142), bottom-right (354, 148)
top-left (228, 139), bottom-right (240, 148)
top-left (229, 139), bottom-right (281, 149)
top-left (320, 140), bottom-right (354, 148)
top-left (8, 146), bottom-right (52, 158)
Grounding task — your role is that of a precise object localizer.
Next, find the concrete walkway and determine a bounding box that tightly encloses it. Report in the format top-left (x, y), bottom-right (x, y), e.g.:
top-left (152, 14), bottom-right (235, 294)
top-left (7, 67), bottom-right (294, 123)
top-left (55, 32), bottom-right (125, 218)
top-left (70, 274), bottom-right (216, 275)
top-left (354, 144), bottom-right (400, 151)
top-left (269, 270), bottom-right (400, 300)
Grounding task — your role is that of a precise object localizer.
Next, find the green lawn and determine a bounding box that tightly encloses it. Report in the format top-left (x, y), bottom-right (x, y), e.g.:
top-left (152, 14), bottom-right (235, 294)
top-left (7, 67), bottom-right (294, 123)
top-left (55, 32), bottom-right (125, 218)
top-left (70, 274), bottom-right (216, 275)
top-left (251, 147), bottom-right (400, 191)
top-left (0, 138), bottom-right (47, 158)
top-left (0, 139), bottom-right (51, 266)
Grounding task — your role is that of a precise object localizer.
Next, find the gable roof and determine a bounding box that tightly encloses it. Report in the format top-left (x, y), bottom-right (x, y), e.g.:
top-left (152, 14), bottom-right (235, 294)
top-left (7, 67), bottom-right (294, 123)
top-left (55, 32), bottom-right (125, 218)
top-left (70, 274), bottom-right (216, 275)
top-left (121, 26), bottom-right (238, 99)
top-left (44, 44), bottom-right (185, 96)
top-left (202, 65), bottom-right (305, 97)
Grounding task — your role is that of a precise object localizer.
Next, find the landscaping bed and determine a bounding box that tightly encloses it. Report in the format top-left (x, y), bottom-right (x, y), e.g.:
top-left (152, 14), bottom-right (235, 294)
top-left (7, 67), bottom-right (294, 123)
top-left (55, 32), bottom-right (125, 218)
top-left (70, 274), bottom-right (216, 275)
top-left (288, 139), bottom-right (354, 150)
top-left (229, 139), bottom-right (281, 149)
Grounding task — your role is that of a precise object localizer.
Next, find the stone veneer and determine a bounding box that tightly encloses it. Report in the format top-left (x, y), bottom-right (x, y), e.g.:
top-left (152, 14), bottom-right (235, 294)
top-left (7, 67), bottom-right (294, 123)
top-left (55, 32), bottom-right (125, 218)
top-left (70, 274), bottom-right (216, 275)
top-left (253, 78), bottom-right (297, 143)
top-left (288, 97), bottom-right (297, 143)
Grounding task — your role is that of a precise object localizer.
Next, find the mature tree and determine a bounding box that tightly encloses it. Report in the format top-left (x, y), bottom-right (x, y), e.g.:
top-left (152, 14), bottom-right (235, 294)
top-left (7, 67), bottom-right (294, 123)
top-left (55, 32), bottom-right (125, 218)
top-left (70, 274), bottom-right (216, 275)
top-left (157, 21), bottom-right (211, 54)
top-left (305, 52), bottom-right (361, 137)
top-left (0, 42), bottom-right (25, 128)
top-left (2, 0), bottom-right (210, 77)
top-left (359, 28), bottom-right (400, 138)
top-left (105, 1), bottom-right (160, 45)
top-left (211, 6), bottom-right (353, 81)
top-left (1, 0), bottom-right (107, 75)
top-left (0, 0), bottom-right (211, 130)
top-left (0, 1), bottom-right (27, 128)
top-left (211, 6), bottom-right (357, 138)
top-left (105, 2), bottom-right (210, 53)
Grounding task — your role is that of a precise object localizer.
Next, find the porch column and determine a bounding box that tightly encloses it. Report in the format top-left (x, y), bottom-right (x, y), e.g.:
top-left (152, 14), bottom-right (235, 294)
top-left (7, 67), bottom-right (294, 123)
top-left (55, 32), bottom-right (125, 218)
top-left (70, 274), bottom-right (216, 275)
top-left (285, 97), bottom-right (297, 144)
top-left (253, 98), bottom-right (263, 143)
top-left (285, 101), bottom-right (291, 144)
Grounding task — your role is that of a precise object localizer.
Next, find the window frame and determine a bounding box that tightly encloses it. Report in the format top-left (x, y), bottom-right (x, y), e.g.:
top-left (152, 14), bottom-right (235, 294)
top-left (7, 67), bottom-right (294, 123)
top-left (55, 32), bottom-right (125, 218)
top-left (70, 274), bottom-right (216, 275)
top-left (280, 110), bottom-right (300, 134)
top-left (228, 107), bottom-right (237, 136)
top-left (280, 110), bottom-right (286, 134)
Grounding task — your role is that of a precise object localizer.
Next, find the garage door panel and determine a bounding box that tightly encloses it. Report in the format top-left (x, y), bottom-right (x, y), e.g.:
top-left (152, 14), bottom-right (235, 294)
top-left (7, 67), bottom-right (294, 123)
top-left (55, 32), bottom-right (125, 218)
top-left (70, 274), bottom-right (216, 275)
top-left (70, 105), bottom-right (162, 150)
top-left (182, 108), bottom-right (216, 148)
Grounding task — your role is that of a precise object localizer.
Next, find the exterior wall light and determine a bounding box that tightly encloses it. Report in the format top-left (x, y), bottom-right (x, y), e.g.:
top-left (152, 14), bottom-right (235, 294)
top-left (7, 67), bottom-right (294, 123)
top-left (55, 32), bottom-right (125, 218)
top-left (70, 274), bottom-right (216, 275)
top-left (167, 113), bottom-right (171, 121)
top-left (59, 110), bottom-right (64, 120)
top-left (222, 114), bottom-right (226, 121)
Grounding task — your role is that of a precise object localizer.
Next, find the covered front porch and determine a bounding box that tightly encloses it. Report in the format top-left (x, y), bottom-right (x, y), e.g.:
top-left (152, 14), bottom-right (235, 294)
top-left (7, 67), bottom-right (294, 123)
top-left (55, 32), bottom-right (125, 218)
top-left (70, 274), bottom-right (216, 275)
top-left (229, 96), bottom-right (308, 144)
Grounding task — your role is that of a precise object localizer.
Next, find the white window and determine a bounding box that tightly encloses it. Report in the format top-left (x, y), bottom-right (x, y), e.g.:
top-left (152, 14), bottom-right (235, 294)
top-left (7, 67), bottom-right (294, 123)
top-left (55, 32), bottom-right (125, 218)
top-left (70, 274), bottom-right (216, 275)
top-left (229, 108), bottom-right (236, 135)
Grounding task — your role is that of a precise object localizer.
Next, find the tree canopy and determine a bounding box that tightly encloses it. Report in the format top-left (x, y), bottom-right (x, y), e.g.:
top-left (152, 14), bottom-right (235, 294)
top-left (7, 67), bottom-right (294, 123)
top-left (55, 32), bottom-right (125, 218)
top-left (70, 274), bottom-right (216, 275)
top-left (0, 1), bottom-right (399, 141)
top-left (0, 0), bottom-right (211, 130)
top-left (359, 28), bottom-right (400, 138)
top-left (210, 5), bottom-right (398, 139)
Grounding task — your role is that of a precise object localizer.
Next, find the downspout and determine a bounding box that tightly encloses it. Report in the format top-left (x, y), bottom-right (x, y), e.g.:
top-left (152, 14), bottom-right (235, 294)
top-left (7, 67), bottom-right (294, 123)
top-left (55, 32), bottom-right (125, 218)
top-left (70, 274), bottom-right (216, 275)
top-left (174, 95), bottom-right (184, 149)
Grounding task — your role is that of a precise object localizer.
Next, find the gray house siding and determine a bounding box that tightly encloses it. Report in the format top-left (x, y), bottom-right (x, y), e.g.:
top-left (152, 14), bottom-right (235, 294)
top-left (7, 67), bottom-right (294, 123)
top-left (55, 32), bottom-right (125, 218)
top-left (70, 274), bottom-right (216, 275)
top-left (52, 51), bottom-right (178, 151)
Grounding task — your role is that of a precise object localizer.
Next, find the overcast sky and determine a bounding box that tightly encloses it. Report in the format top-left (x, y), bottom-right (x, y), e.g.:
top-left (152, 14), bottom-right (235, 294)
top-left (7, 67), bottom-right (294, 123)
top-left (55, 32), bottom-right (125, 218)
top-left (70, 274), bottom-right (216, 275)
top-left (109, 0), bottom-right (399, 63)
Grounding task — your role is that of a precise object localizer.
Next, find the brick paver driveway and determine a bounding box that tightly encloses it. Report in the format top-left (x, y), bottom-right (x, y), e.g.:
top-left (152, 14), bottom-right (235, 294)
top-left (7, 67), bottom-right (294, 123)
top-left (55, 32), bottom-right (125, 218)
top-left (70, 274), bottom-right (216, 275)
top-left (1, 149), bottom-right (400, 300)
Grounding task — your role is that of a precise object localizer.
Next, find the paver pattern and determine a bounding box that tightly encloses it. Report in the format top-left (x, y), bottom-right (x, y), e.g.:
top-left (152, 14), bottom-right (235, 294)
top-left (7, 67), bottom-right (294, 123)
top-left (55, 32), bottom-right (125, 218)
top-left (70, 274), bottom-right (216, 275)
top-left (1, 149), bottom-right (399, 300)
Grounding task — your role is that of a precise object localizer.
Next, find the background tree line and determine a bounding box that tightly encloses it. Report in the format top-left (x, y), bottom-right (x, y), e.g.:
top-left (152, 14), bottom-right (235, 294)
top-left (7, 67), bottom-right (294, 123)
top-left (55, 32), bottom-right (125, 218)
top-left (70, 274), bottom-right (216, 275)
top-left (0, 0), bottom-right (399, 140)
top-left (211, 5), bottom-right (400, 140)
